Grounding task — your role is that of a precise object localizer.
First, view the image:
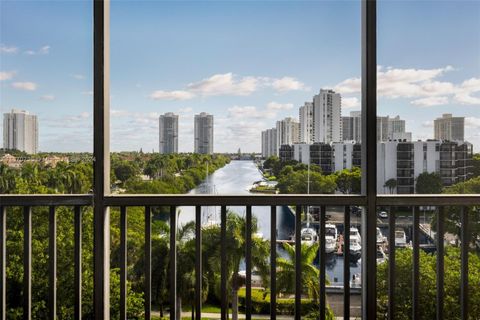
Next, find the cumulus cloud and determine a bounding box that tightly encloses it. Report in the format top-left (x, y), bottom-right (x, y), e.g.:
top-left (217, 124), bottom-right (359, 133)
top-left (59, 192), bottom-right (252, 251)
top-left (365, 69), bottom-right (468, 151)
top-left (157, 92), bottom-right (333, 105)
top-left (342, 97), bottom-right (360, 109)
top-left (150, 90), bottom-right (195, 101)
top-left (149, 73), bottom-right (308, 101)
top-left (411, 96), bottom-right (449, 107)
top-left (40, 94), bottom-right (55, 101)
top-left (72, 74), bottom-right (85, 80)
top-left (270, 77), bottom-right (308, 92)
top-left (0, 45), bottom-right (18, 54)
top-left (266, 101), bottom-right (294, 111)
top-left (334, 65), bottom-right (480, 107)
top-left (12, 81), bottom-right (37, 91)
top-left (465, 117), bottom-right (480, 128)
top-left (25, 45), bottom-right (51, 55)
top-left (0, 70), bottom-right (16, 81)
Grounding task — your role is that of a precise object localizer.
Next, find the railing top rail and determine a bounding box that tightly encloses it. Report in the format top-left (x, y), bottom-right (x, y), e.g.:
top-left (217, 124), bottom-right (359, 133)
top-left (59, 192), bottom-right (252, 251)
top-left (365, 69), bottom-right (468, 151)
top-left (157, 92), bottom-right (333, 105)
top-left (1, 193), bottom-right (479, 207)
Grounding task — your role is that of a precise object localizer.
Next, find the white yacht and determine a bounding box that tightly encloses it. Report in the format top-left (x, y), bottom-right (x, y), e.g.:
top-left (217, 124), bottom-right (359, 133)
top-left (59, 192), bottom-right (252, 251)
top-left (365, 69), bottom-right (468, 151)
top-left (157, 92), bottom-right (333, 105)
top-left (395, 228), bottom-right (407, 247)
top-left (301, 227), bottom-right (318, 246)
top-left (325, 224), bottom-right (338, 254)
top-left (349, 227), bottom-right (362, 261)
top-left (376, 227), bottom-right (385, 244)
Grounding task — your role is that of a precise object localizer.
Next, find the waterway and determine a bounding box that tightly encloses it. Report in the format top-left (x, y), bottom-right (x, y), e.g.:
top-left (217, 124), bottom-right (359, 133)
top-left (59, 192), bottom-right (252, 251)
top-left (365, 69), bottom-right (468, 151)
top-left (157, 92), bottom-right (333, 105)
top-left (177, 160), bottom-right (360, 285)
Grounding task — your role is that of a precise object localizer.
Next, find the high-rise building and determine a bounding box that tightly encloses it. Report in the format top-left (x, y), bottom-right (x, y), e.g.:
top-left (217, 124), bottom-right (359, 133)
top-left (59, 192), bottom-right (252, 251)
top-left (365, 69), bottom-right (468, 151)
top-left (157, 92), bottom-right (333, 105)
top-left (261, 128), bottom-right (277, 158)
top-left (276, 117), bottom-right (300, 155)
top-left (3, 109), bottom-right (38, 154)
top-left (342, 112), bottom-right (411, 142)
top-left (194, 112), bottom-right (214, 154)
top-left (434, 113), bottom-right (465, 141)
top-left (159, 112), bottom-right (178, 154)
top-left (342, 111), bottom-right (362, 142)
top-left (313, 89), bottom-right (342, 143)
top-left (299, 102), bottom-right (314, 144)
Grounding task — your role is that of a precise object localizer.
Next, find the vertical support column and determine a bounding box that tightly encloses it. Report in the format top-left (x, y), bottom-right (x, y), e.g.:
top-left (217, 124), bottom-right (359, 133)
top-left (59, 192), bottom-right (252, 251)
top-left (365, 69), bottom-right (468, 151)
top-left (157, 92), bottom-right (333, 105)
top-left (343, 206), bottom-right (350, 320)
top-left (220, 206), bottom-right (227, 320)
top-left (388, 207), bottom-right (395, 320)
top-left (245, 206), bottom-right (252, 320)
top-left (460, 206), bottom-right (468, 320)
top-left (49, 206), bottom-right (57, 320)
top-left (74, 206), bottom-right (82, 320)
top-left (0, 206), bottom-right (6, 320)
top-left (319, 206), bottom-right (326, 320)
top-left (145, 207), bottom-right (151, 320)
top-left (93, 0), bottom-right (110, 318)
top-left (412, 207), bottom-right (419, 320)
top-left (23, 206), bottom-right (32, 320)
top-left (436, 207), bottom-right (444, 320)
top-left (170, 206), bottom-right (177, 320)
top-left (120, 206), bottom-right (127, 320)
top-left (270, 206), bottom-right (277, 320)
top-left (294, 205), bottom-right (302, 320)
top-left (195, 206), bottom-right (202, 320)
top-left (361, 0), bottom-right (377, 318)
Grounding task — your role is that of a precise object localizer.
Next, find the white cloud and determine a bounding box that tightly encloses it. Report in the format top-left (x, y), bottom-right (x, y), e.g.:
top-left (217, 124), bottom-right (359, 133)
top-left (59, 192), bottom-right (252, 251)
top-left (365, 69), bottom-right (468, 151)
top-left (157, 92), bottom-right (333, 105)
top-left (342, 97), bottom-right (360, 109)
top-left (187, 73), bottom-right (259, 96)
top-left (24, 45), bottom-right (51, 55)
top-left (334, 66), bottom-right (480, 107)
top-left (0, 71), bottom-right (16, 81)
top-left (465, 117), bottom-right (480, 128)
top-left (421, 120), bottom-right (434, 128)
top-left (266, 101), bottom-right (294, 111)
top-left (82, 91), bottom-right (93, 96)
top-left (270, 77), bottom-right (308, 92)
top-left (150, 90), bottom-right (195, 101)
top-left (40, 94), bottom-right (55, 101)
top-left (72, 74), bottom-right (85, 80)
top-left (0, 45), bottom-right (18, 54)
top-left (411, 96), bottom-right (449, 107)
top-left (12, 82), bottom-right (37, 91)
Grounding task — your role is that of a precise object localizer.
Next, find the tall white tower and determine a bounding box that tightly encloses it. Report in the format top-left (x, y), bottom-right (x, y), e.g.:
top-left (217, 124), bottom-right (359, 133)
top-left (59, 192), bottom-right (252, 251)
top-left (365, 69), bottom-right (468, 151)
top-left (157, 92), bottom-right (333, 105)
top-left (159, 112), bottom-right (179, 154)
top-left (3, 109), bottom-right (38, 154)
top-left (194, 112), bottom-right (214, 154)
top-left (313, 89), bottom-right (342, 143)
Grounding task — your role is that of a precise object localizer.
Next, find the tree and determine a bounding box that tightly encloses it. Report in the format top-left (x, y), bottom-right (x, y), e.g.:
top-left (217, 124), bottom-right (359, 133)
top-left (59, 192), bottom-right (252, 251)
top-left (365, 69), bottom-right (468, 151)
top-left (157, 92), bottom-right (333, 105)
top-left (113, 161), bottom-right (139, 184)
top-left (415, 172), bottom-right (443, 194)
top-left (335, 167), bottom-right (361, 194)
top-left (383, 178), bottom-right (397, 194)
top-left (277, 170), bottom-right (337, 194)
top-left (472, 153), bottom-right (480, 178)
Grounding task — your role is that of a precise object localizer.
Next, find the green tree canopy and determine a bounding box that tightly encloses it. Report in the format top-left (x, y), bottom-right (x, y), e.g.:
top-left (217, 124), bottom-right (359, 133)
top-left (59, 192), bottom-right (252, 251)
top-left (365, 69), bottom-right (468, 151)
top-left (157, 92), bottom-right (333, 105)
top-left (415, 172), bottom-right (443, 194)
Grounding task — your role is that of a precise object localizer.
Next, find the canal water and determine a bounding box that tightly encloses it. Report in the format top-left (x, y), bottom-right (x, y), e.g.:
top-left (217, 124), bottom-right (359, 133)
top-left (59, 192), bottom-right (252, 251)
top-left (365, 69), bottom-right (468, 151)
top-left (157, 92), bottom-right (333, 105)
top-left (177, 160), bottom-right (360, 285)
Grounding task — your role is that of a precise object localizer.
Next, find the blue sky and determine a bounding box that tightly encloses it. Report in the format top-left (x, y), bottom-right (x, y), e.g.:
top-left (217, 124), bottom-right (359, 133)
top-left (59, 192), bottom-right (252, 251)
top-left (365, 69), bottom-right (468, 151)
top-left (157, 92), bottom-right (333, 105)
top-left (1, 0), bottom-right (479, 153)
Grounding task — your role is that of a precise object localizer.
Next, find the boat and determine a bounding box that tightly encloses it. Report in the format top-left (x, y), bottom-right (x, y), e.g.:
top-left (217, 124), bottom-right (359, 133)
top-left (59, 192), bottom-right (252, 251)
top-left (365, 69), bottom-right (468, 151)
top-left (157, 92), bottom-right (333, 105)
top-left (325, 224), bottom-right (338, 254)
top-left (349, 227), bottom-right (362, 261)
top-left (376, 227), bottom-right (385, 244)
top-left (358, 246), bottom-right (387, 265)
top-left (301, 227), bottom-right (318, 246)
top-left (395, 228), bottom-right (407, 247)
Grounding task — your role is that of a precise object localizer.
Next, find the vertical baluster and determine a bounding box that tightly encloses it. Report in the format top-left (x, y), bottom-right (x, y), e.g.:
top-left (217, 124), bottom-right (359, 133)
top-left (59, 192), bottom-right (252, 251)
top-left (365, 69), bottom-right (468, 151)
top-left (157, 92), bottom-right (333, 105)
top-left (23, 206), bottom-right (32, 320)
top-left (295, 205), bottom-right (301, 320)
top-left (388, 207), bottom-right (395, 320)
top-left (195, 206), bottom-right (202, 320)
top-left (170, 206), bottom-right (177, 320)
top-left (0, 206), bottom-right (6, 320)
top-left (343, 206), bottom-right (350, 320)
top-left (49, 206), bottom-right (57, 320)
top-left (270, 206), bottom-right (277, 320)
top-left (436, 207), bottom-right (444, 320)
top-left (460, 206), bottom-right (468, 320)
top-left (412, 207), bottom-right (419, 320)
top-left (120, 206), bottom-right (127, 320)
top-left (74, 206), bottom-right (82, 320)
top-left (145, 206), bottom-right (151, 320)
top-left (319, 206), bottom-right (326, 320)
top-left (245, 206), bottom-right (252, 320)
top-left (221, 206), bottom-right (227, 320)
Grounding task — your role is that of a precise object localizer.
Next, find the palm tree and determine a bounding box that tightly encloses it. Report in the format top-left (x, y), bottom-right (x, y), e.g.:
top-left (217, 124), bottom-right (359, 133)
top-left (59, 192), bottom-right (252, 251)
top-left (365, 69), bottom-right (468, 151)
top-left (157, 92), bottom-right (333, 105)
top-left (0, 164), bottom-right (17, 193)
top-left (384, 178), bottom-right (397, 194)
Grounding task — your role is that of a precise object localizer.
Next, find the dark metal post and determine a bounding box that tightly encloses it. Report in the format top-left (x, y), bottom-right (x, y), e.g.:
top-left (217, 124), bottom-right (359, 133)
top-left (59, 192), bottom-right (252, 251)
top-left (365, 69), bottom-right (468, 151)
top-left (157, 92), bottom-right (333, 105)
top-left (145, 207), bottom-right (151, 319)
top-left (460, 206), bottom-right (468, 320)
top-left (295, 205), bottom-right (302, 320)
top-left (361, 0), bottom-right (377, 318)
top-left (23, 206), bottom-right (32, 320)
top-left (388, 207), bottom-right (395, 320)
top-left (170, 206), bottom-right (177, 320)
top-left (120, 206), bottom-right (127, 320)
top-left (220, 206), bottom-right (227, 320)
top-left (270, 206), bottom-right (277, 320)
top-left (49, 207), bottom-right (57, 320)
top-left (343, 206), bottom-right (350, 319)
top-left (319, 206), bottom-right (326, 320)
top-left (195, 206), bottom-right (202, 320)
top-left (93, 0), bottom-right (110, 318)
top-left (245, 206), bottom-right (252, 320)
top-left (412, 207), bottom-right (419, 320)
top-left (0, 207), bottom-right (6, 320)
top-left (436, 207), bottom-right (444, 320)
top-left (74, 206), bottom-right (82, 320)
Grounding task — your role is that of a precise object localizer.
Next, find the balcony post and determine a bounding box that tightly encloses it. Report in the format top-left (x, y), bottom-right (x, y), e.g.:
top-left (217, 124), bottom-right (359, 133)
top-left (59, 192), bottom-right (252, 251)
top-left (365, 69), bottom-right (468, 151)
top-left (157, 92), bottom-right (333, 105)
top-left (361, 0), bottom-right (377, 319)
top-left (93, 0), bottom-right (111, 319)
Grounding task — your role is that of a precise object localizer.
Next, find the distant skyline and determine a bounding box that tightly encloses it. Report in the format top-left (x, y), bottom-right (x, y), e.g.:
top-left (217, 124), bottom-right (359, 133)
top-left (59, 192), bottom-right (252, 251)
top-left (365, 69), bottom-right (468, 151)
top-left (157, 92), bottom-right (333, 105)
top-left (1, 0), bottom-right (479, 152)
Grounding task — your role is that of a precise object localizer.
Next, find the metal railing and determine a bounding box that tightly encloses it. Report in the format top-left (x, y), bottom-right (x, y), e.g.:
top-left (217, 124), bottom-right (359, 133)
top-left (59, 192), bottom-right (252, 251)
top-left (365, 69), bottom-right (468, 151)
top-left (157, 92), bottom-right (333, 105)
top-left (0, 194), bottom-right (478, 319)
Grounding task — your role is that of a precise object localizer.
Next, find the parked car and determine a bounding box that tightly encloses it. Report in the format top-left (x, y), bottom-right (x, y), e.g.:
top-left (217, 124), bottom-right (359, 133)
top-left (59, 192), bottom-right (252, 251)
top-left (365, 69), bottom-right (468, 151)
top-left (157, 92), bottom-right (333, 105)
top-left (378, 211), bottom-right (388, 219)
